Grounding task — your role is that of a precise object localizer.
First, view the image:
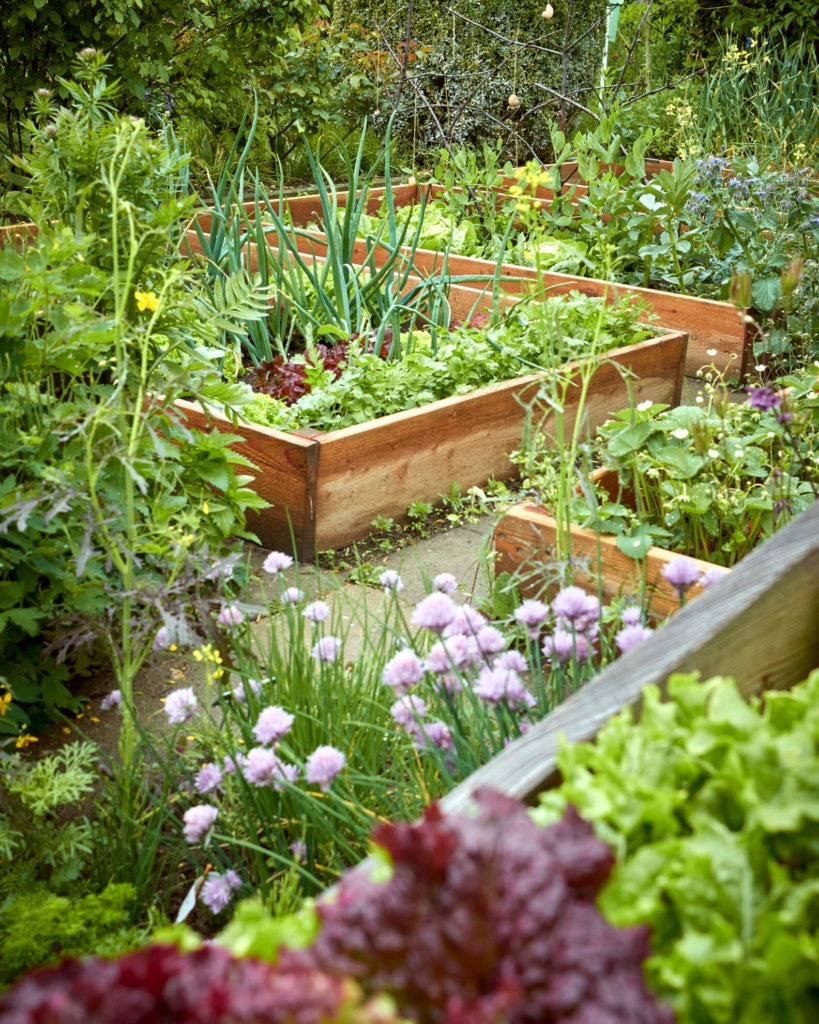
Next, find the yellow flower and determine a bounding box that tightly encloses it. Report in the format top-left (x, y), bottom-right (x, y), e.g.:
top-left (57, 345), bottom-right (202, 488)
top-left (16, 733), bottom-right (38, 749)
top-left (0, 691), bottom-right (11, 716)
top-left (135, 290), bottom-right (159, 312)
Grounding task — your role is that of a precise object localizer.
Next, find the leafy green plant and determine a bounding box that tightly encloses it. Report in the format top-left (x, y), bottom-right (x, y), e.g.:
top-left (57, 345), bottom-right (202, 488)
top-left (107, 545), bottom-right (671, 924)
top-left (194, 111), bottom-right (489, 368)
top-left (0, 742), bottom-right (97, 894)
top-left (534, 669), bottom-right (819, 1022)
top-left (568, 367), bottom-right (819, 566)
top-left (0, 54), bottom-right (267, 737)
top-left (0, 882), bottom-right (144, 988)
top-left (242, 290), bottom-right (654, 433)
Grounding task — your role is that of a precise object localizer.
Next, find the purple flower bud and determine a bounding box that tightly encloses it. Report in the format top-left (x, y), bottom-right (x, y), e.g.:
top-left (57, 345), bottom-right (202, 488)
top-left (304, 745), bottom-right (346, 791)
top-left (432, 572), bottom-right (458, 594)
top-left (182, 804), bottom-right (218, 844)
top-left (263, 551), bottom-right (294, 574)
top-left (252, 705), bottom-right (295, 745)
top-left (379, 569), bottom-right (405, 593)
top-left (615, 623), bottom-right (654, 654)
top-left (661, 556), bottom-right (703, 596)
top-left (164, 687), bottom-right (198, 725)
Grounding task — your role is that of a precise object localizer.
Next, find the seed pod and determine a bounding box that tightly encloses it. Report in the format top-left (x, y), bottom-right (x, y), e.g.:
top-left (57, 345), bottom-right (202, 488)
top-left (508, 94), bottom-right (521, 108)
top-left (543, 4), bottom-right (555, 19)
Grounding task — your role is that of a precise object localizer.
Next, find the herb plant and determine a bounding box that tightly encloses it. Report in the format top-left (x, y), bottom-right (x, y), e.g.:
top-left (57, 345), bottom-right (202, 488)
top-left (242, 291), bottom-right (654, 433)
top-left (534, 669), bottom-right (819, 1023)
top-left (569, 367), bottom-right (819, 566)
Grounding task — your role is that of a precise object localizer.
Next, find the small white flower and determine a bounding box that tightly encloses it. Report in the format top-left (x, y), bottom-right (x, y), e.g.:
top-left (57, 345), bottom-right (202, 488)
top-left (637, 400), bottom-right (653, 412)
top-left (708, 449), bottom-right (719, 458)
top-left (755, 364), bottom-right (767, 373)
top-left (733, 449), bottom-right (744, 459)
top-left (706, 348), bottom-right (718, 357)
top-left (695, 395), bottom-right (704, 404)
top-left (671, 427), bottom-right (689, 440)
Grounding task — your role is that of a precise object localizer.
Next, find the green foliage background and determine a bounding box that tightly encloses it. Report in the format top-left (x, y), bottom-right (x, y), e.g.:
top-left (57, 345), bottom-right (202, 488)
top-left (0, 0), bottom-right (328, 164)
top-left (332, 0), bottom-right (607, 162)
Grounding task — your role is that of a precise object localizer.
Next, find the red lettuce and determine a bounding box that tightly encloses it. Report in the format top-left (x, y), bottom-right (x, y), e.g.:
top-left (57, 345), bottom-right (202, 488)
top-left (284, 789), bottom-right (674, 1024)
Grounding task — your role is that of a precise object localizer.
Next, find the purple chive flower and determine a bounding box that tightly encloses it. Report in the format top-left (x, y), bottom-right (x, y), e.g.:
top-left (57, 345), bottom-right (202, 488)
top-left (153, 626), bottom-right (171, 651)
top-left (514, 598), bottom-right (550, 637)
top-left (222, 751), bottom-right (246, 775)
top-left (432, 572), bottom-right (458, 594)
top-left (216, 604), bottom-right (245, 627)
top-left (615, 623), bottom-right (654, 654)
top-left (182, 804), bottom-right (218, 844)
top-left (662, 556), bottom-right (703, 596)
top-left (201, 869), bottom-right (242, 914)
top-left (304, 745), bottom-right (346, 791)
top-left (433, 671), bottom-right (464, 697)
top-left (552, 587), bottom-right (600, 629)
top-left (474, 625), bottom-right (507, 656)
top-left (311, 636), bottom-right (342, 663)
top-left (194, 762), bottom-right (223, 794)
top-left (700, 566), bottom-right (726, 589)
top-left (263, 551), bottom-right (294, 574)
top-left (164, 687), bottom-right (198, 725)
top-left (415, 721), bottom-right (454, 752)
top-left (100, 689), bottom-right (122, 711)
top-left (473, 666), bottom-right (535, 708)
top-left (232, 677), bottom-right (263, 704)
top-left (411, 592), bottom-right (458, 632)
top-left (290, 840), bottom-right (308, 862)
top-left (425, 634), bottom-right (471, 674)
top-left (243, 747), bottom-right (296, 789)
top-left (252, 705), bottom-right (295, 745)
top-left (280, 587), bottom-right (305, 605)
top-left (382, 648), bottom-right (425, 695)
top-left (391, 694), bottom-right (428, 728)
top-left (620, 605), bottom-right (643, 627)
top-left (443, 604), bottom-right (487, 638)
top-left (745, 386), bottom-right (781, 411)
top-left (542, 628), bottom-right (590, 664)
top-left (302, 600), bottom-right (331, 624)
top-left (379, 569), bottom-right (405, 593)
top-left (494, 649), bottom-right (529, 674)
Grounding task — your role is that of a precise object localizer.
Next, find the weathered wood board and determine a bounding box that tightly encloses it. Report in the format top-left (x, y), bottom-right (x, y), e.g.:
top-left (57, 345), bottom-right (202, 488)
top-left (493, 502), bottom-right (729, 620)
top-left (443, 500), bottom-right (819, 814)
top-left (176, 328), bottom-right (687, 557)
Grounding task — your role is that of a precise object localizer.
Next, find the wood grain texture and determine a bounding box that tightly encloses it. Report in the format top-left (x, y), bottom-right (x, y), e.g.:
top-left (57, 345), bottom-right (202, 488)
top-left (310, 331), bottom-right (687, 552)
top-left (493, 502), bottom-right (729, 619)
top-left (173, 399), bottom-right (320, 555)
top-left (442, 500), bottom-right (819, 814)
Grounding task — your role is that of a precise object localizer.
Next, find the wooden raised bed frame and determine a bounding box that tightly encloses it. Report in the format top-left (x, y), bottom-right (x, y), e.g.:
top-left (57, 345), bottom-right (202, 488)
top-left (194, 180), bottom-right (751, 379)
top-left (178, 322), bottom-right (688, 558)
top-left (445, 500), bottom-right (819, 813)
top-left (493, 502), bottom-right (730, 621)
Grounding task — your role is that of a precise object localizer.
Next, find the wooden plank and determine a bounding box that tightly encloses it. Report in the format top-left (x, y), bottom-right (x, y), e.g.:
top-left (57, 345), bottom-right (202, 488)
top-left (311, 331), bottom-right (687, 552)
top-left (442, 500), bottom-right (819, 814)
top-left (493, 503), bottom-right (729, 620)
top-left (248, 221), bottom-right (748, 379)
top-left (0, 222), bottom-right (38, 249)
top-left (173, 399), bottom-right (320, 555)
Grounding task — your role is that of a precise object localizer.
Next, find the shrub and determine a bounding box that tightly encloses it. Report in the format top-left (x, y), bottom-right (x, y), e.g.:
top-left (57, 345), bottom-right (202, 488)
top-left (332, 0), bottom-right (607, 163)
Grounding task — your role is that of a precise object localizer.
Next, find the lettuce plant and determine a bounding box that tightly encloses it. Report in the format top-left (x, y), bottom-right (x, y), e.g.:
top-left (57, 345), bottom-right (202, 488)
top-left (534, 670), bottom-right (819, 1022)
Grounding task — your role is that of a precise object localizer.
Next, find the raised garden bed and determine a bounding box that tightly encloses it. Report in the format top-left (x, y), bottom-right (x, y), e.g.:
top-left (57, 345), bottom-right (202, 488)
top-left (448, 498), bottom-right (819, 812)
top-left (493, 501), bottom-right (728, 620)
top-left (195, 183), bottom-right (751, 379)
top-left (177, 317), bottom-right (688, 557)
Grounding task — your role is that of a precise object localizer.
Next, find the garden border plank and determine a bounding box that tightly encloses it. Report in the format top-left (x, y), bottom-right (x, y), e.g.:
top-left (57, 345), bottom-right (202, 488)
top-left (442, 500), bottom-right (819, 813)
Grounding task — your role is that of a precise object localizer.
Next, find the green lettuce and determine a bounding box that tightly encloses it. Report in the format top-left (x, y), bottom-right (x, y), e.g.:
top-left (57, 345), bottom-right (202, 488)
top-left (533, 670), bottom-right (819, 1023)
